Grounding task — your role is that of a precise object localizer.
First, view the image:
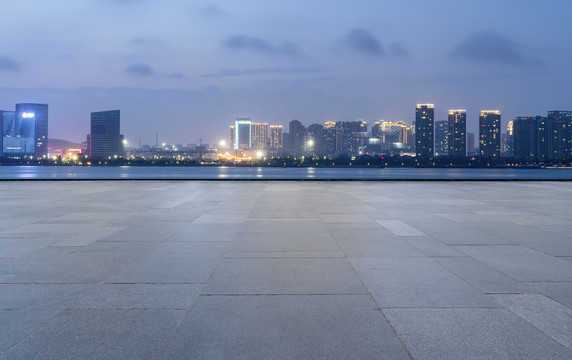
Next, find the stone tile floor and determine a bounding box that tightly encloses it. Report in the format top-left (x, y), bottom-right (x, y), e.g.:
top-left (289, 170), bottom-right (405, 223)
top-left (0, 181), bottom-right (571, 359)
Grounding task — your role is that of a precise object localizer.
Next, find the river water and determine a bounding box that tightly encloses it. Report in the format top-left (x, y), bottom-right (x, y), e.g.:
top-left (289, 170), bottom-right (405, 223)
top-left (1, 166), bottom-right (571, 180)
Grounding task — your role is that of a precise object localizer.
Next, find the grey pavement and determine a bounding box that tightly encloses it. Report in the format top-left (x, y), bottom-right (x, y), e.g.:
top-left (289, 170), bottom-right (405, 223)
top-left (1, 181), bottom-right (572, 359)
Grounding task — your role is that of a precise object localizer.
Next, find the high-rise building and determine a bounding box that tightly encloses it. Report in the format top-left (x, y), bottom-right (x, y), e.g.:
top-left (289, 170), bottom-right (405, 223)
top-left (270, 125), bottom-right (283, 148)
top-left (234, 118), bottom-right (252, 150)
top-left (545, 111), bottom-right (572, 161)
top-left (306, 123), bottom-right (324, 153)
top-left (323, 121), bottom-right (337, 155)
top-left (434, 120), bottom-right (448, 156)
top-left (479, 110), bottom-right (501, 157)
top-left (8, 104), bottom-right (49, 158)
top-left (513, 116), bottom-right (543, 160)
top-left (372, 121), bottom-right (383, 139)
top-left (289, 119), bottom-right (305, 152)
top-left (415, 104), bottom-right (434, 157)
top-left (229, 125), bottom-right (236, 150)
top-left (448, 110), bottom-right (466, 157)
top-left (251, 122), bottom-right (268, 149)
top-left (1, 109), bottom-right (36, 157)
top-left (467, 132), bottom-right (475, 154)
top-left (90, 110), bottom-right (123, 158)
top-left (504, 120), bottom-right (514, 157)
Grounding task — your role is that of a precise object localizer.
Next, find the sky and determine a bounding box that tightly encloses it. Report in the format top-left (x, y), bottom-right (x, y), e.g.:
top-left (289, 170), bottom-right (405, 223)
top-left (1, 0), bottom-right (571, 145)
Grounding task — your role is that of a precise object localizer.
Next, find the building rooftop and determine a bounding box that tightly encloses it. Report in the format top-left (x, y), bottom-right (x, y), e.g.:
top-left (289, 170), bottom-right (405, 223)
top-left (1, 181), bottom-right (571, 359)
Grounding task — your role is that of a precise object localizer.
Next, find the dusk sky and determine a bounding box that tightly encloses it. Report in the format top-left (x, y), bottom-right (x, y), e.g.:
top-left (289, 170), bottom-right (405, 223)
top-left (1, 0), bottom-right (571, 145)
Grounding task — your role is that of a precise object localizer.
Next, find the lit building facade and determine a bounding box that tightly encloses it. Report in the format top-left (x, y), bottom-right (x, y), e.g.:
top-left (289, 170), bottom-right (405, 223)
top-left (545, 111), bottom-right (572, 161)
top-left (415, 104), bottom-right (434, 157)
top-left (1, 103), bottom-right (48, 158)
top-left (229, 125), bottom-right (236, 150)
top-left (434, 120), bottom-right (448, 156)
top-left (448, 110), bottom-right (466, 157)
top-left (251, 122), bottom-right (268, 149)
top-left (270, 125), bottom-right (283, 148)
top-left (234, 118), bottom-right (252, 150)
top-left (90, 110), bottom-right (123, 158)
top-left (323, 121), bottom-right (337, 155)
top-left (504, 120), bottom-right (514, 157)
top-left (479, 110), bottom-right (501, 157)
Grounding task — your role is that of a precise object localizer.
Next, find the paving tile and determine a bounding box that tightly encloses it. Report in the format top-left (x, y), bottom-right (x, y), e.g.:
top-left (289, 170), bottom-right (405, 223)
top-left (169, 223), bottom-right (241, 242)
top-left (164, 295), bottom-right (410, 360)
top-left (384, 308), bottom-right (572, 360)
top-left (319, 213), bottom-right (375, 224)
top-left (415, 221), bottom-right (512, 245)
top-left (99, 221), bottom-right (185, 242)
top-left (376, 220), bottom-right (426, 236)
top-left (435, 257), bottom-right (534, 294)
top-left (193, 213), bottom-right (248, 224)
top-left (336, 238), bottom-right (425, 258)
top-left (224, 251), bottom-right (345, 258)
top-left (5, 250), bottom-right (139, 284)
top-left (456, 245), bottom-right (572, 281)
top-left (403, 236), bottom-right (465, 257)
top-left (68, 284), bottom-right (202, 309)
top-left (524, 282), bottom-right (572, 308)
top-left (231, 232), bottom-right (339, 252)
top-left (204, 258), bottom-right (367, 295)
top-left (350, 257), bottom-right (497, 308)
top-left (0, 307), bottom-right (62, 353)
top-left (0, 284), bottom-right (89, 310)
top-left (1, 309), bottom-right (187, 360)
top-left (492, 294), bottom-right (572, 350)
top-left (109, 242), bottom-right (226, 284)
top-left (0, 237), bottom-right (60, 258)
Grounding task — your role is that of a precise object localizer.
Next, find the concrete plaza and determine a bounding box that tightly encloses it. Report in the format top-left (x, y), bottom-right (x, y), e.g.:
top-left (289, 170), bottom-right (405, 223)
top-left (1, 181), bottom-right (571, 359)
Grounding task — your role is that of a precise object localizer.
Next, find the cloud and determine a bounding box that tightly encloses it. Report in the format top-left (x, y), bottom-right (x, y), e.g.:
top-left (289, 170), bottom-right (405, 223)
top-left (389, 42), bottom-right (410, 57)
top-left (337, 29), bottom-right (383, 57)
top-left (124, 63), bottom-right (155, 76)
top-left (0, 56), bottom-right (21, 72)
top-left (201, 66), bottom-right (327, 78)
top-left (192, 5), bottom-right (225, 18)
top-left (223, 35), bottom-right (299, 56)
top-left (449, 32), bottom-right (538, 66)
top-left (129, 37), bottom-right (166, 48)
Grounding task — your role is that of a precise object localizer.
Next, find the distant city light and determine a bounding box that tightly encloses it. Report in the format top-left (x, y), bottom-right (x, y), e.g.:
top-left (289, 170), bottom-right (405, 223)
top-left (22, 112), bottom-right (35, 118)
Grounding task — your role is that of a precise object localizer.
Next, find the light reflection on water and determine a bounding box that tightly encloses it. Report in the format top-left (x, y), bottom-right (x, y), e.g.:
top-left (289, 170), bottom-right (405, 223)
top-left (0, 166), bottom-right (571, 180)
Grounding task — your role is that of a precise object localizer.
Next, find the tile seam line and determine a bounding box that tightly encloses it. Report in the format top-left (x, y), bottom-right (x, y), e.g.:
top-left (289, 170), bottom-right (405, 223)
top-left (345, 258), bottom-right (415, 360)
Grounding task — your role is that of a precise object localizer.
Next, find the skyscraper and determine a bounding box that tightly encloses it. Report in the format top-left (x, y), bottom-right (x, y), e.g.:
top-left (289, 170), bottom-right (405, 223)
top-left (448, 110), bottom-right (466, 157)
top-left (545, 111), bottom-right (572, 161)
top-left (415, 104), bottom-right (434, 157)
top-left (513, 116), bottom-right (543, 160)
top-left (234, 118), bottom-right (252, 150)
top-left (323, 121), bottom-right (337, 155)
top-left (479, 110), bottom-right (501, 157)
top-left (306, 123), bottom-right (324, 153)
top-left (15, 103), bottom-right (48, 158)
top-left (504, 120), bottom-right (514, 157)
top-left (434, 120), bottom-right (448, 156)
top-left (270, 125), bottom-right (283, 148)
top-left (90, 110), bottom-right (123, 158)
top-left (289, 119), bottom-right (305, 152)
top-left (251, 122), bottom-right (268, 149)
top-left (229, 125), bottom-right (236, 150)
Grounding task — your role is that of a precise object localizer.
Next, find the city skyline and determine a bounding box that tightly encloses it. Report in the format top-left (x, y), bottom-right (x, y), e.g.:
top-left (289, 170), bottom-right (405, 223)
top-left (0, 1), bottom-right (571, 144)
